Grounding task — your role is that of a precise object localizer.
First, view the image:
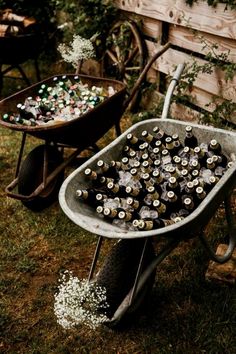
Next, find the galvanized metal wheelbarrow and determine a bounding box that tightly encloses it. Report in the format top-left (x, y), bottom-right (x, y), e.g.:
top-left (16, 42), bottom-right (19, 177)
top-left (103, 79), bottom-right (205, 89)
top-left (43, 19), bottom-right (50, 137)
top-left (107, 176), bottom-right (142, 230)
top-left (59, 63), bottom-right (236, 328)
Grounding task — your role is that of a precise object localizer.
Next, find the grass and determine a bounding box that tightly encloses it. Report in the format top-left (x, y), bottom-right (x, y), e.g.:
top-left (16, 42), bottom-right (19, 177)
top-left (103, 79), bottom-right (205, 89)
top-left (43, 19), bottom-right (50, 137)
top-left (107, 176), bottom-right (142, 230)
top-left (0, 57), bottom-right (235, 354)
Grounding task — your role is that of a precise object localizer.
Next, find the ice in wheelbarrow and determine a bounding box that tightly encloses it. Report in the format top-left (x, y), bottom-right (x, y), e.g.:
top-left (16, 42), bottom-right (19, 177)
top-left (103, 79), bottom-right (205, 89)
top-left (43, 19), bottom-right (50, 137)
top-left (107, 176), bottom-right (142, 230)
top-left (75, 124), bottom-right (234, 231)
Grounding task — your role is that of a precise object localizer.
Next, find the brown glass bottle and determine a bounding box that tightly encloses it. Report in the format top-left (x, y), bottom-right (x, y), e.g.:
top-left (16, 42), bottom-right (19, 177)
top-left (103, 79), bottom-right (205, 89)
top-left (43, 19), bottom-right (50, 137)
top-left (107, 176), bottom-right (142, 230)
top-left (184, 125), bottom-right (198, 148)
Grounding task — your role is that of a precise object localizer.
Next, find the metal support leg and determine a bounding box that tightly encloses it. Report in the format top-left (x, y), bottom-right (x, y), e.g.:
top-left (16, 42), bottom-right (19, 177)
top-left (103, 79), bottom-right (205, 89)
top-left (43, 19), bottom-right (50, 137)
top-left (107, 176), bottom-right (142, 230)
top-left (87, 236), bottom-right (103, 282)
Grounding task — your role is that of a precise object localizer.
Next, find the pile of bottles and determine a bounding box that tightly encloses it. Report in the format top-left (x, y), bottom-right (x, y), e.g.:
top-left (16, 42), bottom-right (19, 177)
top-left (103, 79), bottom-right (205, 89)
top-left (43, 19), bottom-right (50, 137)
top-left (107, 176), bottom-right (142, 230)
top-left (76, 125), bottom-right (233, 231)
top-left (1, 75), bottom-right (116, 126)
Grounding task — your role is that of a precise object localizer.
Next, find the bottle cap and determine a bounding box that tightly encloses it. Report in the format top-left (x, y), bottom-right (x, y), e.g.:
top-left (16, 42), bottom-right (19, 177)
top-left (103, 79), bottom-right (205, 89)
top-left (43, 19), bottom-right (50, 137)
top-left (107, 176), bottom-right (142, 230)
top-left (185, 125), bottom-right (192, 132)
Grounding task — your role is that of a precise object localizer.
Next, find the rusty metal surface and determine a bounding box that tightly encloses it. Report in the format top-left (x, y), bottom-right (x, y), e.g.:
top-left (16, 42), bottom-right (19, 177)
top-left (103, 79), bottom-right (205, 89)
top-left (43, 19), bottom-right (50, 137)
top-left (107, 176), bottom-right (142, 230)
top-left (0, 74), bottom-right (126, 147)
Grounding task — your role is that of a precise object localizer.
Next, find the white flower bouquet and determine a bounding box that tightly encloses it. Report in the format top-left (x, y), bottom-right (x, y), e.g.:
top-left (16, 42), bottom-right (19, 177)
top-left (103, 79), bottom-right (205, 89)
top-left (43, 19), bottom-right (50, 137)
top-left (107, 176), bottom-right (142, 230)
top-left (54, 270), bottom-right (109, 330)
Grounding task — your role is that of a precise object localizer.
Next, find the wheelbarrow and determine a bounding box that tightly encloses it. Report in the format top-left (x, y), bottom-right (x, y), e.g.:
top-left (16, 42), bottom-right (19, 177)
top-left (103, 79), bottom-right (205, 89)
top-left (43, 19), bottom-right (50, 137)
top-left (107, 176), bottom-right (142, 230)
top-left (59, 64), bottom-right (236, 328)
top-left (0, 42), bottom-right (171, 211)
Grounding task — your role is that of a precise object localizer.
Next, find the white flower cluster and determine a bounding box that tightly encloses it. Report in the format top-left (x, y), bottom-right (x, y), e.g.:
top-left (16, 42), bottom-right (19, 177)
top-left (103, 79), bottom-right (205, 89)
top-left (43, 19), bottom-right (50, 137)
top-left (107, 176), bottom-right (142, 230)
top-left (54, 271), bottom-right (109, 330)
top-left (58, 34), bottom-right (95, 68)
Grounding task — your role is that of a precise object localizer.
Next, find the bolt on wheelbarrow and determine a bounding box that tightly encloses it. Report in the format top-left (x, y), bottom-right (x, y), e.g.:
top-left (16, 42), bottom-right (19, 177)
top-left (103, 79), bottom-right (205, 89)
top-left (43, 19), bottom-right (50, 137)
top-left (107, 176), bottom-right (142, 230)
top-left (59, 64), bottom-right (236, 328)
top-left (0, 43), bottom-right (170, 211)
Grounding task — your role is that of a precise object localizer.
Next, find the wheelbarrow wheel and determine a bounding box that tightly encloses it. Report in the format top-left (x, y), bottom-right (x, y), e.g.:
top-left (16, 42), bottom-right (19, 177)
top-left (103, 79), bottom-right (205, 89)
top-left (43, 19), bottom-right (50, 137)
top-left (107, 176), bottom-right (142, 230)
top-left (102, 20), bottom-right (147, 111)
top-left (96, 238), bottom-right (156, 328)
top-left (18, 144), bottom-right (64, 211)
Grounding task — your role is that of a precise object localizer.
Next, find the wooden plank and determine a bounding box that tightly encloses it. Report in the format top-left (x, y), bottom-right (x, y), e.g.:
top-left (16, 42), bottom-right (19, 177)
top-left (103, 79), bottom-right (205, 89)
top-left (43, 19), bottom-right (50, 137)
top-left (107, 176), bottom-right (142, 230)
top-left (169, 25), bottom-right (236, 63)
top-left (115, 0), bottom-right (236, 40)
top-left (146, 41), bottom-right (236, 102)
top-left (140, 89), bottom-right (201, 123)
top-left (170, 102), bottom-right (202, 123)
top-left (141, 17), bottom-right (162, 42)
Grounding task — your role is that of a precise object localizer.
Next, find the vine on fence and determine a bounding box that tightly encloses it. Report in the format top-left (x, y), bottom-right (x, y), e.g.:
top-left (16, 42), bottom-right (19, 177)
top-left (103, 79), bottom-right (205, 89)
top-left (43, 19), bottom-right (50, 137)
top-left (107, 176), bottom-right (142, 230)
top-left (185, 0), bottom-right (236, 10)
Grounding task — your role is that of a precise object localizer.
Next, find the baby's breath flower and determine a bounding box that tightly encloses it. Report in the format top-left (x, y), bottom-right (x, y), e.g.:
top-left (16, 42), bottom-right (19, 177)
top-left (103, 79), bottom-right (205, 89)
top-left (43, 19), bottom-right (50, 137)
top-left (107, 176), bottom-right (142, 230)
top-left (58, 34), bottom-right (95, 68)
top-left (54, 270), bottom-right (109, 330)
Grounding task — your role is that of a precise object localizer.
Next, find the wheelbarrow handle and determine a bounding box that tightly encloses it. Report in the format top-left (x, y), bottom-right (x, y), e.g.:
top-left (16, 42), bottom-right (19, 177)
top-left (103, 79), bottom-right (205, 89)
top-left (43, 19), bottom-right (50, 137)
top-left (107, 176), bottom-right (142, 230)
top-left (122, 42), bottom-right (171, 111)
top-left (161, 63), bottom-right (185, 120)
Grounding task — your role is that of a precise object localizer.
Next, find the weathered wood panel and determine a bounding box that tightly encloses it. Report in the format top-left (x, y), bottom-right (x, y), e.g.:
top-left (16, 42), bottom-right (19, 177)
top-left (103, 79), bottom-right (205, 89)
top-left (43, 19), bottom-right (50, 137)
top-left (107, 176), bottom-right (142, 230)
top-left (169, 25), bottom-right (236, 64)
top-left (115, 0), bottom-right (236, 123)
top-left (115, 0), bottom-right (236, 40)
top-left (146, 41), bottom-right (236, 102)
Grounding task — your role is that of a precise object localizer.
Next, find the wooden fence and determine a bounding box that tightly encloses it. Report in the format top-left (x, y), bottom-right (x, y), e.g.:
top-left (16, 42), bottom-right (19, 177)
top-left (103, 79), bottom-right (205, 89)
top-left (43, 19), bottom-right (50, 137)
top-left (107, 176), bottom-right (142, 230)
top-left (115, 0), bottom-right (236, 123)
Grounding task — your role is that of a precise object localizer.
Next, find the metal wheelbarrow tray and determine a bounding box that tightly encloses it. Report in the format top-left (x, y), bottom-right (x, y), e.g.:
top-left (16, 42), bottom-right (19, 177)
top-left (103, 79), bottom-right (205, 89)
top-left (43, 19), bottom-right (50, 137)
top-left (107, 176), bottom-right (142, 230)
top-left (59, 118), bottom-right (236, 326)
top-left (0, 73), bottom-right (126, 148)
top-left (59, 118), bottom-right (236, 240)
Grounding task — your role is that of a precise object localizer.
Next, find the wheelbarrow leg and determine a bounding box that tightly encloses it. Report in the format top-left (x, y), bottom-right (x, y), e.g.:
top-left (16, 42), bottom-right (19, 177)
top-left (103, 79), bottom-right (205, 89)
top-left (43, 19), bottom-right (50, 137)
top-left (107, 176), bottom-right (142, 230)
top-left (87, 236), bottom-right (103, 283)
top-left (15, 132), bottom-right (27, 178)
top-left (34, 57), bottom-right (41, 81)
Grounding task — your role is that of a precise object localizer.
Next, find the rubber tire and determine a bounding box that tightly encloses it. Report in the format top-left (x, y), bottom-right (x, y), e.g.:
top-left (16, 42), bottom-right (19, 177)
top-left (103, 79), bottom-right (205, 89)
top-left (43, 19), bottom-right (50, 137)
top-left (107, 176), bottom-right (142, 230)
top-left (18, 144), bottom-right (64, 211)
top-left (96, 238), bottom-right (156, 328)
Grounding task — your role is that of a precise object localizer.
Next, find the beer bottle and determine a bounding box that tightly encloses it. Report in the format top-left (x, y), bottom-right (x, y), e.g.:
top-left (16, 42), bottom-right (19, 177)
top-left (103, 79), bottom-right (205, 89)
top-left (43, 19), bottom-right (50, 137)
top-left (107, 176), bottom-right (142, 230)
top-left (208, 139), bottom-right (222, 155)
top-left (126, 133), bottom-right (143, 149)
top-left (150, 147), bottom-right (161, 160)
top-left (97, 159), bottom-right (121, 179)
top-left (84, 168), bottom-right (100, 183)
top-left (165, 190), bottom-right (180, 215)
top-left (152, 199), bottom-right (168, 218)
top-left (76, 188), bottom-right (101, 206)
top-left (194, 186), bottom-right (206, 205)
top-left (154, 140), bottom-right (164, 151)
top-left (165, 137), bottom-right (176, 156)
top-left (125, 185), bottom-right (147, 199)
top-left (161, 149), bottom-right (172, 165)
top-left (184, 125), bottom-right (198, 148)
top-left (145, 185), bottom-right (160, 204)
top-left (189, 159), bottom-right (200, 171)
top-left (166, 176), bottom-right (180, 195)
top-left (191, 169), bottom-right (200, 179)
top-left (205, 175), bottom-right (219, 193)
top-left (172, 133), bottom-right (183, 152)
top-left (179, 146), bottom-right (192, 159)
top-left (140, 152), bottom-right (153, 165)
top-left (173, 155), bottom-right (182, 170)
top-left (121, 157), bottom-right (130, 171)
top-left (206, 157), bottom-right (216, 171)
top-left (135, 217), bottom-right (174, 231)
top-left (184, 181), bottom-right (195, 195)
top-left (126, 196), bottom-right (140, 210)
top-left (107, 181), bottom-right (126, 197)
top-left (141, 160), bottom-right (152, 174)
top-left (96, 205), bottom-right (105, 217)
top-left (194, 146), bottom-right (207, 167)
top-left (152, 126), bottom-right (168, 143)
top-left (95, 192), bottom-right (108, 204)
top-left (118, 210), bottom-right (138, 222)
top-left (140, 172), bottom-right (153, 188)
top-left (151, 169), bottom-right (164, 184)
top-left (98, 176), bottom-right (114, 187)
top-left (141, 130), bottom-right (157, 147)
top-left (215, 154), bottom-right (228, 169)
top-left (182, 196), bottom-right (195, 211)
top-left (153, 158), bottom-right (161, 169)
top-left (122, 144), bottom-right (132, 157)
top-left (103, 207), bottom-right (120, 219)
